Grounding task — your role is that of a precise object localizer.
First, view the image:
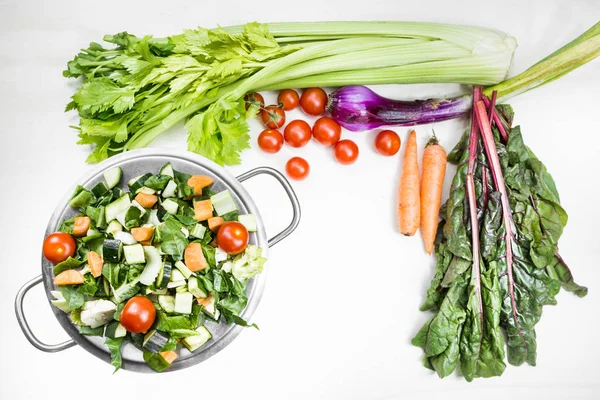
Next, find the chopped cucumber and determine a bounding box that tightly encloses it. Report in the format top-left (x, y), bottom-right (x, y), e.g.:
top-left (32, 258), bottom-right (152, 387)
top-left (106, 219), bottom-right (123, 237)
top-left (143, 330), bottom-right (169, 353)
top-left (210, 190), bottom-right (237, 216)
top-left (182, 326), bottom-right (212, 352)
top-left (162, 180), bottom-right (177, 198)
top-left (188, 276), bottom-right (208, 298)
top-left (102, 239), bottom-right (122, 262)
top-left (167, 280), bottom-right (187, 289)
top-left (131, 200), bottom-right (148, 216)
top-left (69, 189), bottom-right (93, 209)
top-left (106, 321), bottom-right (127, 339)
top-left (175, 285), bottom-right (189, 294)
top-left (158, 295), bottom-right (176, 313)
top-left (190, 223), bottom-right (207, 239)
top-left (128, 173), bottom-right (152, 193)
top-left (162, 199), bottom-right (179, 215)
top-left (138, 246), bottom-right (162, 285)
top-left (170, 269), bottom-right (185, 282)
top-left (174, 260), bottom-right (194, 279)
top-left (105, 194), bottom-right (131, 223)
top-left (137, 186), bottom-right (156, 195)
top-left (91, 181), bottom-right (110, 198)
top-left (123, 244), bottom-right (145, 264)
top-left (238, 214), bottom-right (257, 232)
top-left (175, 292), bottom-right (193, 314)
top-left (114, 231), bottom-right (137, 245)
top-left (146, 209), bottom-right (161, 226)
top-left (159, 163), bottom-right (174, 178)
top-left (156, 262), bottom-right (172, 289)
top-left (103, 167), bottom-right (122, 189)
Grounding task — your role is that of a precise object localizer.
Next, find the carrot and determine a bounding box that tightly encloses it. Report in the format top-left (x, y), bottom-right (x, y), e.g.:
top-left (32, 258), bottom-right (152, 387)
top-left (160, 350), bottom-right (178, 364)
top-left (53, 269), bottom-right (85, 286)
top-left (131, 226), bottom-right (154, 242)
top-left (193, 199), bottom-right (213, 221)
top-left (87, 251), bottom-right (104, 278)
top-left (135, 192), bottom-right (158, 208)
top-left (397, 130), bottom-right (420, 236)
top-left (197, 295), bottom-right (213, 307)
top-left (420, 136), bottom-right (447, 254)
top-left (184, 243), bottom-right (208, 272)
top-left (73, 216), bottom-right (91, 237)
top-left (188, 175), bottom-right (214, 196)
top-left (208, 216), bottom-right (224, 232)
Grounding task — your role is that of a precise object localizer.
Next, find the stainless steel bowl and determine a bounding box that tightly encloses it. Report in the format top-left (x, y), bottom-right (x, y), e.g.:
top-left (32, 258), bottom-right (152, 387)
top-left (14, 149), bottom-right (300, 373)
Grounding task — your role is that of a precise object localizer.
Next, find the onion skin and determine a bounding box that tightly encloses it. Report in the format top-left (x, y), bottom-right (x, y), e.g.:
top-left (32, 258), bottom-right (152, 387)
top-left (327, 86), bottom-right (472, 132)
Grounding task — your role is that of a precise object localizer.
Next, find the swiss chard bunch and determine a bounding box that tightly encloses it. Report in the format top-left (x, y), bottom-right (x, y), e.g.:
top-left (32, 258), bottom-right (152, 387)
top-left (412, 88), bottom-right (587, 381)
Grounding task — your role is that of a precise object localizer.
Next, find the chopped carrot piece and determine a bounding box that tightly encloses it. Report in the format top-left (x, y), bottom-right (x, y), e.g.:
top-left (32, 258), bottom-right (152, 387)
top-left (53, 269), bottom-right (85, 286)
top-left (208, 217), bottom-right (224, 232)
top-left (193, 200), bottom-right (213, 221)
top-left (160, 350), bottom-right (178, 364)
top-left (187, 175), bottom-right (214, 196)
top-left (131, 226), bottom-right (155, 242)
top-left (197, 295), bottom-right (213, 307)
top-left (135, 192), bottom-right (158, 208)
top-left (73, 216), bottom-right (91, 237)
top-left (184, 243), bottom-right (208, 272)
top-left (87, 251), bottom-right (104, 278)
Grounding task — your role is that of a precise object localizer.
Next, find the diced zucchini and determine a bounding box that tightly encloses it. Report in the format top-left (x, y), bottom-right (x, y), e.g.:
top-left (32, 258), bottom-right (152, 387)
top-left (158, 295), bottom-right (176, 313)
top-left (175, 285), bottom-right (189, 294)
top-left (105, 194), bottom-right (131, 223)
top-left (146, 209), bottom-right (161, 226)
top-left (159, 163), bottom-right (174, 178)
top-left (238, 214), bottom-right (257, 232)
top-left (128, 173), bottom-right (152, 193)
top-left (170, 269), bottom-right (186, 282)
top-left (138, 246), bottom-right (162, 285)
top-left (190, 223), bottom-right (207, 239)
top-left (103, 166), bottom-right (122, 189)
top-left (137, 186), bottom-right (156, 195)
top-left (174, 260), bottom-right (194, 279)
top-left (162, 199), bottom-right (179, 215)
top-left (156, 262), bottom-right (172, 289)
top-left (143, 330), bottom-right (169, 353)
top-left (102, 239), bottom-right (123, 262)
top-left (87, 228), bottom-right (100, 237)
top-left (123, 244), bottom-right (145, 264)
top-left (114, 231), bottom-right (137, 245)
top-left (167, 280), bottom-right (187, 289)
top-left (131, 200), bottom-right (148, 216)
top-left (175, 292), bottom-right (193, 314)
top-left (182, 326), bottom-right (212, 352)
top-left (210, 190), bottom-right (237, 216)
top-left (188, 276), bottom-right (208, 298)
top-left (69, 189), bottom-right (94, 209)
top-left (91, 181), bottom-right (110, 198)
top-left (106, 220), bottom-right (123, 237)
top-left (162, 180), bottom-right (177, 199)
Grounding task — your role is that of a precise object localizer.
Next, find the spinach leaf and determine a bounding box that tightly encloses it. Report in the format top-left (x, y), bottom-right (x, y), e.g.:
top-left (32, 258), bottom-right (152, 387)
top-left (86, 205), bottom-right (106, 228)
top-left (105, 337), bottom-right (124, 373)
top-left (59, 286), bottom-right (85, 309)
top-left (156, 312), bottom-right (192, 332)
top-left (220, 210), bottom-right (239, 222)
top-left (58, 216), bottom-right (76, 234)
top-left (202, 243), bottom-right (216, 268)
top-left (190, 303), bottom-right (205, 328)
top-left (173, 169), bottom-right (194, 199)
top-left (219, 308), bottom-right (258, 329)
top-left (143, 174), bottom-right (171, 191)
top-left (80, 325), bottom-right (104, 336)
top-left (77, 274), bottom-right (99, 296)
top-left (160, 336), bottom-right (179, 352)
top-left (159, 218), bottom-right (189, 260)
top-left (53, 257), bottom-right (85, 275)
top-left (124, 206), bottom-right (142, 229)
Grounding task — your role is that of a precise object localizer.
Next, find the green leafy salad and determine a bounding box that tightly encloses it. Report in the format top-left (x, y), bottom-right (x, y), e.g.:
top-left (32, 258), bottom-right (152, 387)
top-left (47, 163), bottom-right (266, 372)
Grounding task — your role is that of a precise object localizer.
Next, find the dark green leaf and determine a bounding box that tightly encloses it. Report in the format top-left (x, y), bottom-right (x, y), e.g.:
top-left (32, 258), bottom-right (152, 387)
top-left (143, 174), bottom-right (171, 191)
top-left (53, 257), bottom-right (85, 275)
top-left (59, 286), bottom-right (85, 309)
top-left (105, 337), bottom-right (125, 373)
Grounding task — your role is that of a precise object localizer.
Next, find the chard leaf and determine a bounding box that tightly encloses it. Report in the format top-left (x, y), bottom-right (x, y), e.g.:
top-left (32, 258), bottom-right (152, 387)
top-left (105, 337), bottom-right (124, 373)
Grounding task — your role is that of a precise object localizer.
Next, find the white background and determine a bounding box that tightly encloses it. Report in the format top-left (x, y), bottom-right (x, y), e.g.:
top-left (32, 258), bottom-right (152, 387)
top-left (1, 0), bottom-right (599, 399)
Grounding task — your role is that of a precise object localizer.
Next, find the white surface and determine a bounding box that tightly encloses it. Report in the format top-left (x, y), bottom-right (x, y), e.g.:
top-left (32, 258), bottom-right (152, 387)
top-left (1, 1), bottom-right (599, 399)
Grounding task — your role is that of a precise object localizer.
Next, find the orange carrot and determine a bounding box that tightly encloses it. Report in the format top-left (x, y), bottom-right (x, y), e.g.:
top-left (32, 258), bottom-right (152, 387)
top-left (208, 216), bottom-right (224, 232)
top-left (197, 295), bottom-right (213, 306)
top-left (420, 136), bottom-right (447, 254)
top-left (187, 175), bottom-right (214, 196)
top-left (53, 269), bottom-right (85, 286)
top-left (87, 251), bottom-right (104, 278)
top-left (131, 226), bottom-right (155, 242)
top-left (193, 200), bottom-right (213, 221)
top-left (184, 242), bottom-right (208, 272)
top-left (397, 130), bottom-right (420, 236)
top-left (73, 216), bottom-right (91, 237)
top-left (135, 192), bottom-right (158, 208)
top-left (160, 350), bottom-right (179, 364)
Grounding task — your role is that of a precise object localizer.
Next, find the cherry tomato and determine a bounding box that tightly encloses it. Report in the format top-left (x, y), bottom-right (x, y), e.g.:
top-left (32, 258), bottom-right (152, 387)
top-left (312, 117), bottom-right (341, 146)
top-left (300, 87), bottom-right (328, 116)
top-left (285, 157), bottom-right (310, 181)
top-left (284, 120), bottom-right (312, 148)
top-left (120, 296), bottom-right (156, 334)
top-left (244, 92), bottom-right (264, 112)
top-left (374, 130), bottom-right (401, 156)
top-left (334, 139), bottom-right (359, 165)
top-left (217, 221), bottom-right (249, 255)
top-left (257, 129), bottom-right (284, 154)
top-left (277, 89), bottom-right (300, 111)
top-left (260, 105), bottom-right (286, 129)
top-left (43, 232), bottom-right (76, 264)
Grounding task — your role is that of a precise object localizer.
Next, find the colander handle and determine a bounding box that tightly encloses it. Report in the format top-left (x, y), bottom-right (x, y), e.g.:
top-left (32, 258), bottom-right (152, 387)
top-left (15, 275), bottom-right (76, 353)
top-left (237, 167), bottom-right (301, 247)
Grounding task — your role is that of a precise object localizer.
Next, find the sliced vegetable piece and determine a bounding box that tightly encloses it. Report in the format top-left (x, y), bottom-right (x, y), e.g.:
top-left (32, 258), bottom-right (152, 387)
top-left (131, 226), bottom-right (155, 242)
top-left (238, 214), bottom-right (257, 232)
top-left (106, 220), bottom-right (123, 237)
top-left (174, 260), bottom-right (194, 279)
top-left (190, 224), bottom-right (207, 239)
top-left (162, 199), bottom-right (179, 215)
top-left (193, 199), bottom-right (213, 222)
top-left (187, 175), bottom-right (214, 196)
top-left (160, 350), bottom-right (178, 364)
top-left (182, 326), bottom-right (212, 352)
top-left (54, 269), bottom-right (85, 286)
top-left (135, 192), bottom-right (158, 209)
top-left (91, 181), bottom-right (110, 198)
top-left (210, 190), bottom-right (237, 216)
top-left (160, 163), bottom-right (174, 178)
top-left (73, 216), bottom-right (91, 237)
top-left (208, 216), bottom-right (225, 232)
top-left (103, 167), bottom-right (122, 189)
top-left (123, 244), bottom-right (145, 264)
top-left (158, 295), bottom-right (176, 313)
top-left (138, 246), bottom-right (162, 285)
top-left (162, 180), bottom-right (177, 198)
top-left (184, 243), bottom-right (208, 272)
top-left (105, 194), bottom-right (131, 223)
top-left (175, 292), bottom-right (193, 314)
top-left (87, 251), bottom-right (104, 278)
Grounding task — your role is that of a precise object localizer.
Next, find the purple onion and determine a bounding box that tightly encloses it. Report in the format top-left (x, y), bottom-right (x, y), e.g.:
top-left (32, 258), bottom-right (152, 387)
top-left (327, 86), bottom-right (472, 132)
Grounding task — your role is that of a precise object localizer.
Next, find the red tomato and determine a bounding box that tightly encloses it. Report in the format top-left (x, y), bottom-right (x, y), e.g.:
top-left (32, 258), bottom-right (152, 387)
top-left (260, 105), bottom-right (286, 129)
top-left (312, 117), bottom-right (341, 146)
top-left (285, 157), bottom-right (310, 181)
top-left (277, 89), bottom-right (300, 111)
top-left (244, 92), bottom-right (264, 112)
top-left (374, 130), bottom-right (401, 156)
top-left (43, 232), bottom-right (76, 264)
top-left (120, 296), bottom-right (156, 334)
top-left (284, 120), bottom-right (312, 148)
top-left (300, 88), bottom-right (328, 116)
top-left (217, 221), bottom-right (249, 255)
top-left (257, 129), bottom-right (284, 154)
top-left (334, 140), bottom-right (359, 165)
